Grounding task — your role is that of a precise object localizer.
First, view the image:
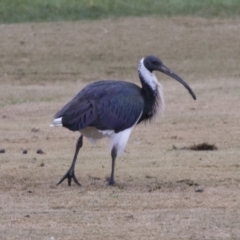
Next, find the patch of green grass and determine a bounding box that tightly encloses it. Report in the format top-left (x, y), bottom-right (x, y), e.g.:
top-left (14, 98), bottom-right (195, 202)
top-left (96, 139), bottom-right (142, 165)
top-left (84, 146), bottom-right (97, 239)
top-left (0, 0), bottom-right (240, 24)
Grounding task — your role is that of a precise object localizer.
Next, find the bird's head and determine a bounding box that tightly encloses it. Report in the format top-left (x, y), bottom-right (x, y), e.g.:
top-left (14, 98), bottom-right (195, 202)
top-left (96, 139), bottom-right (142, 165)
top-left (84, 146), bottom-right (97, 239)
top-left (143, 55), bottom-right (196, 100)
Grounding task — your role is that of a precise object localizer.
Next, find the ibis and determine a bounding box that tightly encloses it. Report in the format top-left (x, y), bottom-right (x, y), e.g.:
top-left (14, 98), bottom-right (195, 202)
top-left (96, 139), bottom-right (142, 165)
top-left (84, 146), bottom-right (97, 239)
top-left (50, 55), bottom-right (196, 186)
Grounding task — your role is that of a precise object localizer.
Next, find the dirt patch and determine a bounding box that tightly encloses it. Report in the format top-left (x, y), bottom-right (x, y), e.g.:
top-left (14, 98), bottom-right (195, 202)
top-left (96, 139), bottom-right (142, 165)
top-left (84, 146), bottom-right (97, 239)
top-left (0, 17), bottom-right (240, 239)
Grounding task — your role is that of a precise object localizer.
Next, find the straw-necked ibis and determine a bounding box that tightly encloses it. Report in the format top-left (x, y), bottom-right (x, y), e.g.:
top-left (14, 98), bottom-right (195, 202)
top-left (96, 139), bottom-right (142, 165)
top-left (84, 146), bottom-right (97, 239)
top-left (50, 55), bottom-right (196, 186)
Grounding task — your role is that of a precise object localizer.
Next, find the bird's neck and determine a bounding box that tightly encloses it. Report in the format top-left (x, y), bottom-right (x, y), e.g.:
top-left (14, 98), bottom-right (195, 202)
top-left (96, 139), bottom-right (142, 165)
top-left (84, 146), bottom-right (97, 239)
top-left (138, 59), bottom-right (165, 120)
top-left (138, 59), bottom-right (160, 91)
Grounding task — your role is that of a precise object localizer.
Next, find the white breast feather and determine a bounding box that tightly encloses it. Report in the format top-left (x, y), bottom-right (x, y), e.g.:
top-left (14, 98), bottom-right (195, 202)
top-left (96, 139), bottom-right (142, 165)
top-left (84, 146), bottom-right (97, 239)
top-left (79, 112), bottom-right (142, 155)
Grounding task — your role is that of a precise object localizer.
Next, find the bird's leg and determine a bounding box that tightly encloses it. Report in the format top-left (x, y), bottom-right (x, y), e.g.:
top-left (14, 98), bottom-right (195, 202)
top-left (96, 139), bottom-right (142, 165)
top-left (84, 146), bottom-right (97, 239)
top-left (108, 146), bottom-right (117, 185)
top-left (57, 135), bottom-right (83, 186)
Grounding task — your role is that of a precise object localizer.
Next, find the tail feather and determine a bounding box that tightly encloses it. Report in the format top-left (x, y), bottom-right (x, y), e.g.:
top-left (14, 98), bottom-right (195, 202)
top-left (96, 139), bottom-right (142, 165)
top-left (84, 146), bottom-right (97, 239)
top-left (50, 117), bottom-right (63, 127)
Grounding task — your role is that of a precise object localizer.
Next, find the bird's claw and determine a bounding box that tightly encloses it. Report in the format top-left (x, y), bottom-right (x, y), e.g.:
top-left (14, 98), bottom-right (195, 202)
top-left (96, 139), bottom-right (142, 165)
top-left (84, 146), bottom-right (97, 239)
top-left (57, 169), bottom-right (81, 186)
top-left (108, 177), bottom-right (116, 186)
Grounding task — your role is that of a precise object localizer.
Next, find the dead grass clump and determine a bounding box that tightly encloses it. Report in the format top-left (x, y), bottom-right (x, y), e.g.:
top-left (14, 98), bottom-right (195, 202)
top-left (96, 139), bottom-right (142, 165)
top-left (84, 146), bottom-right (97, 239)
top-left (173, 143), bottom-right (217, 151)
top-left (189, 143), bottom-right (218, 151)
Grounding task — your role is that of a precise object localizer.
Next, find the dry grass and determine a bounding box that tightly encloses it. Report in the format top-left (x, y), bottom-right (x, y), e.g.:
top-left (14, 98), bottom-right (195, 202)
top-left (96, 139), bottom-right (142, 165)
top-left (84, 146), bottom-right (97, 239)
top-left (0, 17), bottom-right (240, 239)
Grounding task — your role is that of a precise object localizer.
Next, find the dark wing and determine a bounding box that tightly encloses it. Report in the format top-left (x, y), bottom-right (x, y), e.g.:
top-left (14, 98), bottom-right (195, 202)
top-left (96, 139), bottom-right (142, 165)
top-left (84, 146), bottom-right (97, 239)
top-left (54, 80), bottom-right (144, 132)
top-left (55, 98), bottom-right (97, 131)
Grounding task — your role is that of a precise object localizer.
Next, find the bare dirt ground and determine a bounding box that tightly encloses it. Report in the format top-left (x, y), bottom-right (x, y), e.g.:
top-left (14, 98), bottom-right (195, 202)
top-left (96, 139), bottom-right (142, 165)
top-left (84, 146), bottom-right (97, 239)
top-left (0, 17), bottom-right (240, 240)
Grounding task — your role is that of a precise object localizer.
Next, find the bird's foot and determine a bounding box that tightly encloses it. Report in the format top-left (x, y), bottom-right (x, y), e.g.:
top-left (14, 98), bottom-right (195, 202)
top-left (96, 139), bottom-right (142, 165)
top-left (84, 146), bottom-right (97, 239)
top-left (57, 168), bottom-right (81, 186)
top-left (108, 178), bottom-right (116, 186)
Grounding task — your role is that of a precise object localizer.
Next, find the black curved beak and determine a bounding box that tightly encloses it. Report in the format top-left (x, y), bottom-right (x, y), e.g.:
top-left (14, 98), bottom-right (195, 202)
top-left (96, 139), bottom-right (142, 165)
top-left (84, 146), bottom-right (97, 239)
top-left (158, 64), bottom-right (196, 100)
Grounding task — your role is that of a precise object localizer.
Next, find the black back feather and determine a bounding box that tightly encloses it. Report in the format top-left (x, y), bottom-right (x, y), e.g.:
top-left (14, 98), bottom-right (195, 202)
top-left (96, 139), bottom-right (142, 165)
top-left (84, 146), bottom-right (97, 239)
top-left (55, 81), bottom-right (145, 133)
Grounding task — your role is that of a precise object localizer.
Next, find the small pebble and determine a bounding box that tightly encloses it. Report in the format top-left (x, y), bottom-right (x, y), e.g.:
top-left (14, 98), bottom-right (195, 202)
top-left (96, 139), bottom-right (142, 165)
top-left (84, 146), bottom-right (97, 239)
top-left (36, 149), bottom-right (45, 154)
top-left (23, 150), bottom-right (28, 154)
top-left (0, 149), bottom-right (5, 153)
top-left (31, 127), bottom-right (40, 132)
top-left (195, 186), bottom-right (204, 193)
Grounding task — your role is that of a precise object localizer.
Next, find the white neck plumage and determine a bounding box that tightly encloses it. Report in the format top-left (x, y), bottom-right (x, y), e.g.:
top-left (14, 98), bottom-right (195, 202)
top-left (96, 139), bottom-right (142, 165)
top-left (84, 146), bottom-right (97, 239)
top-left (138, 58), bottom-right (161, 91)
top-left (138, 58), bottom-right (165, 116)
